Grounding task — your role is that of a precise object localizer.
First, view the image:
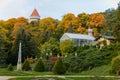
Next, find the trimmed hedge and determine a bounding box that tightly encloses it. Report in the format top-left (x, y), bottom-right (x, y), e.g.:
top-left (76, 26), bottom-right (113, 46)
top-left (34, 58), bottom-right (45, 72)
top-left (52, 57), bottom-right (66, 74)
top-left (111, 55), bottom-right (120, 75)
top-left (7, 64), bottom-right (14, 71)
top-left (22, 60), bottom-right (31, 71)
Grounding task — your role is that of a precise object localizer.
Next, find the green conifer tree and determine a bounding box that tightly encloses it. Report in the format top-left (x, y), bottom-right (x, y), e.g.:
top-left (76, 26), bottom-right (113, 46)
top-left (111, 55), bottom-right (120, 75)
top-left (52, 57), bottom-right (66, 74)
top-left (7, 64), bottom-right (14, 71)
top-left (22, 59), bottom-right (31, 71)
top-left (34, 58), bottom-right (45, 72)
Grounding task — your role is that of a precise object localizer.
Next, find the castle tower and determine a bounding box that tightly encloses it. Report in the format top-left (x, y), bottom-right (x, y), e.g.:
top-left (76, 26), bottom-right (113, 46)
top-left (29, 8), bottom-right (40, 22)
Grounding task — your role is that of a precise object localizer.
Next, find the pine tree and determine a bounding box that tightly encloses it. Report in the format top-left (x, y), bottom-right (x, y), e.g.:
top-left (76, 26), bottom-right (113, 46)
top-left (7, 64), bottom-right (14, 71)
top-left (22, 59), bottom-right (31, 71)
top-left (111, 55), bottom-right (120, 75)
top-left (34, 58), bottom-right (45, 72)
top-left (52, 57), bottom-right (66, 74)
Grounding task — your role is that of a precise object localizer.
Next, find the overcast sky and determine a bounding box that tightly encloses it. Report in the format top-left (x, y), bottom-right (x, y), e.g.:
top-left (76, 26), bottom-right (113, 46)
top-left (0, 0), bottom-right (119, 20)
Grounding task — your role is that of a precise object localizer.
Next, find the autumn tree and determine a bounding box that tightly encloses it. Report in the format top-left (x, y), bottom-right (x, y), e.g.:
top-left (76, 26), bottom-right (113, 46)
top-left (39, 17), bottom-right (57, 43)
top-left (17, 17), bottom-right (28, 24)
top-left (5, 18), bottom-right (17, 31)
top-left (57, 13), bottom-right (75, 33)
top-left (78, 13), bottom-right (90, 28)
top-left (67, 22), bottom-right (73, 33)
top-left (77, 26), bottom-right (86, 34)
top-left (87, 13), bottom-right (105, 36)
top-left (72, 17), bottom-right (82, 33)
top-left (87, 13), bottom-right (105, 27)
top-left (57, 13), bottom-right (87, 34)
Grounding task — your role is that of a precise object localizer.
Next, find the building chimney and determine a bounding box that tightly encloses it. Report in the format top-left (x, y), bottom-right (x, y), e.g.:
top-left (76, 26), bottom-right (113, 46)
top-left (88, 28), bottom-right (93, 36)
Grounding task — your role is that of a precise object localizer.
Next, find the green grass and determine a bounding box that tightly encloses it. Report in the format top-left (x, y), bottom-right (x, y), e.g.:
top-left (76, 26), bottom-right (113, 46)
top-left (0, 65), bottom-right (115, 76)
top-left (79, 65), bottom-right (114, 76)
top-left (0, 68), bottom-right (53, 76)
top-left (2, 65), bottom-right (120, 80)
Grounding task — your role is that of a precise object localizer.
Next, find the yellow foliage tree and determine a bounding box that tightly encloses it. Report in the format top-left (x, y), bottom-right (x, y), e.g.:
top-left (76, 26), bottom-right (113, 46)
top-left (87, 13), bottom-right (105, 28)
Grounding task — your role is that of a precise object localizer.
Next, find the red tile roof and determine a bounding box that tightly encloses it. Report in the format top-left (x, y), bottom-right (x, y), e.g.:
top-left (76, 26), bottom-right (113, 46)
top-left (30, 8), bottom-right (40, 17)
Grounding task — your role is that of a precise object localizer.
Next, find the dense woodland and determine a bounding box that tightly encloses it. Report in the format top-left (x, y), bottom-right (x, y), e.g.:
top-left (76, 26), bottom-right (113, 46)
top-left (0, 3), bottom-right (120, 71)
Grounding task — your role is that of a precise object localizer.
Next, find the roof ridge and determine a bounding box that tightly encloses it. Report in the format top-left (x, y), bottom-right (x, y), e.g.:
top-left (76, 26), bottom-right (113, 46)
top-left (66, 32), bottom-right (88, 36)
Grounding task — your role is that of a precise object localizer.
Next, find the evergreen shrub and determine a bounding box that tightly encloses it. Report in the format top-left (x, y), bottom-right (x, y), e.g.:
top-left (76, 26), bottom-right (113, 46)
top-left (34, 58), bottom-right (45, 72)
top-left (7, 64), bottom-right (14, 71)
top-left (22, 59), bottom-right (31, 71)
top-left (111, 55), bottom-right (120, 75)
top-left (52, 57), bottom-right (66, 74)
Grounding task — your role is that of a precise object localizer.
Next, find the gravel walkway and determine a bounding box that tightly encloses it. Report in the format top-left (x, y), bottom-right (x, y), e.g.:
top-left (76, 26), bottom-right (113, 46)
top-left (0, 76), bottom-right (16, 80)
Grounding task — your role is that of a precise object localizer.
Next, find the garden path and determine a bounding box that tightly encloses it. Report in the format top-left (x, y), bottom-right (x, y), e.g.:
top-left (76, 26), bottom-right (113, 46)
top-left (0, 75), bottom-right (120, 80)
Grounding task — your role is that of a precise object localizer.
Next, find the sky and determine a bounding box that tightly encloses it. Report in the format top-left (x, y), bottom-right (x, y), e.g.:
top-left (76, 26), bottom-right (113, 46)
top-left (0, 0), bottom-right (120, 20)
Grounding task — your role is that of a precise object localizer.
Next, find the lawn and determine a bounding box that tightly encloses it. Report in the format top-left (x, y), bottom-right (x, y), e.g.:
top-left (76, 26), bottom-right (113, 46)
top-left (0, 68), bottom-right (53, 76)
top-left (0, 65), bottom-right (113, 76)
top-left (79, 65), bottom-right (114, 76)
top-left (0, 65), bottom-right (119, 80)
top-left (0, 65), bottom-right (114, 76)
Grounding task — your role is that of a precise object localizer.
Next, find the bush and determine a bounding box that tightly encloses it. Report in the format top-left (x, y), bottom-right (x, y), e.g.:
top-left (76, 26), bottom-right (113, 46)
top-left (111, 55), bottom-right (120, 75)
top-left (60, 39), bottom-right (74, 56)
top-left (52, 57), bottom-right (66, 74)
top-left (63, 43), bottom-right (120, 73)
top-left (34, 58), bottom-right (45, 72)
top-left (67, 48), bottom-right (100, 72)
top-left (7, 64), bottom-right (14, 71)
top-left (22, 60), bottom-right (31, 71)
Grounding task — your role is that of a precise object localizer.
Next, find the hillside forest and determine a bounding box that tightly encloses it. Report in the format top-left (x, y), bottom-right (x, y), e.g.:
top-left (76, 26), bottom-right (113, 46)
top-left (0, 3), bottom-right (120, 74)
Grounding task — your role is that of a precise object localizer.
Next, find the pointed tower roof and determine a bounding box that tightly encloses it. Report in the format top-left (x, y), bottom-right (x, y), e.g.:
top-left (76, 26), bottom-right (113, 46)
top-left (30, 8), bottom-right (40, 17)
